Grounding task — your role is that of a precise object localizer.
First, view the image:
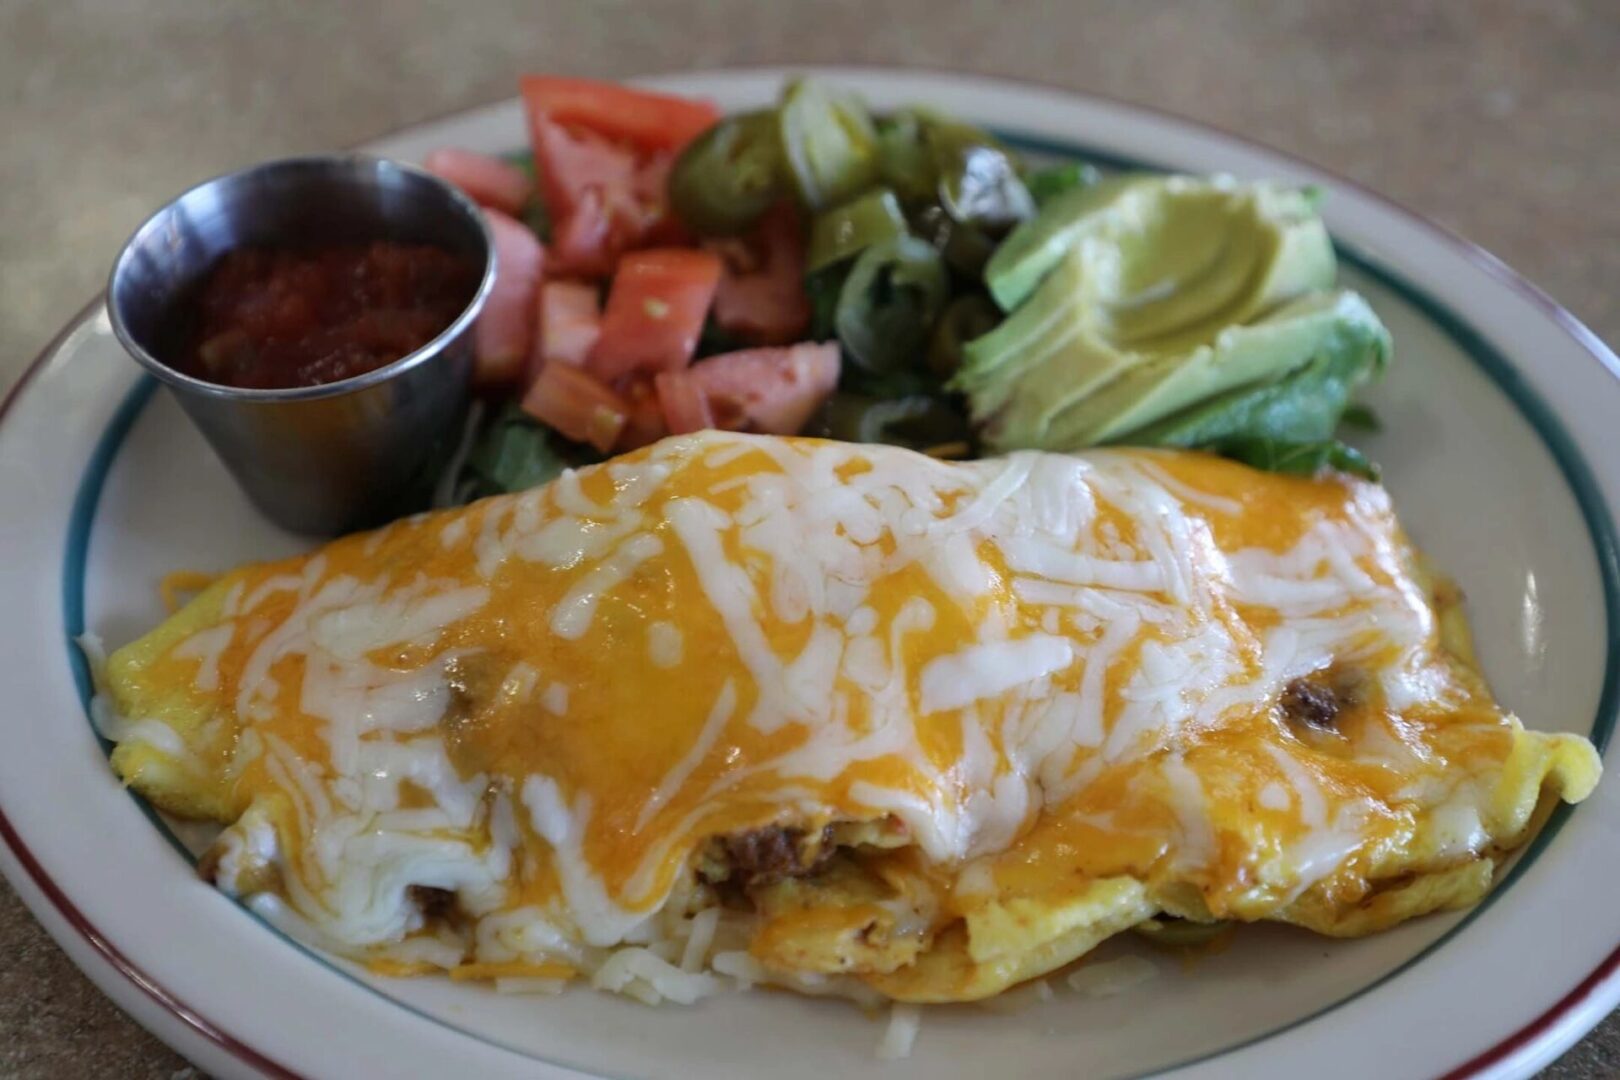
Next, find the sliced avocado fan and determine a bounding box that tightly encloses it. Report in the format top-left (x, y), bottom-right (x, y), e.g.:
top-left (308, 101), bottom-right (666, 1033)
top-left (953, 174), bottom-right (1388, 455)
top-left (1127, 290), bottom-right (1391, 449)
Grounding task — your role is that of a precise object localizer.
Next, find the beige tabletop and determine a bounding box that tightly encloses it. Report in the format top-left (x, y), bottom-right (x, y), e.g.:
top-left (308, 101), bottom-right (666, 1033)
top-left (3, 1), bottom-right (1618, 1076)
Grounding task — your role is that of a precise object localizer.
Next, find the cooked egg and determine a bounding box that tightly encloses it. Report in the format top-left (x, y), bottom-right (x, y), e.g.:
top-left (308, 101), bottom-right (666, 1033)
top-left (96, 432), bottom-right (1599, 1004)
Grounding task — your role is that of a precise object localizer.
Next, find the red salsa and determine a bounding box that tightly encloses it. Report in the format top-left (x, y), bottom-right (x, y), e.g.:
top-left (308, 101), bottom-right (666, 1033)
top-left (178, 242), bottom-right (478, 390)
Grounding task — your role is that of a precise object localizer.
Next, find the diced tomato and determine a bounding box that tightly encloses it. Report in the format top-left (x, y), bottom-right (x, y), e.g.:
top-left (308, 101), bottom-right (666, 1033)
top-left (528, 118), bottom-right (638, 225)
top-left (474, 210), bottom-right (545, 389)
top-left (520, 76), bottom-right (720, 154)
top-left (709, 204), bottom-right (811, 346)
top-left (521, 361), bottom-right (627, 453)
top-left (528, 280), bottom-right (602, 382)
top-left (423, 148), bottom-right (533, 216)
top-left (529, 117), bottom-right (689, 278)
top-left (654, 370), bottom-right (715, 435)
top-left (529, 120), bottom-right (638, 278)
top-left (588, 249), bottom-right (722, 382)
top-left (544, 187), bottom-right (612, 279)
top-left (524, 79), bottom-right (708, 277)
top-left (690, 343), bottom-right (840, 435)
top-left (630, 153), bottom-right (690, 248)
top-left (531, 116), bottom-right (638, 223)
top-left (615, 377), bottom-right (668, 451)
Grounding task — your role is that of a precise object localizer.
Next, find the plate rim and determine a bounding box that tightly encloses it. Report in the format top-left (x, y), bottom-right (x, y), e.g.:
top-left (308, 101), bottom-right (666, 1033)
top-left (0, 298), bottom-right (303, 1080)
top-left (3, 65), bottom-right (1619, 1080)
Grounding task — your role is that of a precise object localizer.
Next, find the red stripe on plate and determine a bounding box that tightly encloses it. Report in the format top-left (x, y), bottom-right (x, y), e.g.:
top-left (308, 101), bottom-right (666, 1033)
top-left (1441, 943), bottom-right (1620, 1079)
top-left (0, 298), bottom-right (303, 1080)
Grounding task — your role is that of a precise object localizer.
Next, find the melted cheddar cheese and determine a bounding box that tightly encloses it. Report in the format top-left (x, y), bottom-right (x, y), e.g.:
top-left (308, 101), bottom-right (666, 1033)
top-left (98, 432), bottom-right (1599, 1002)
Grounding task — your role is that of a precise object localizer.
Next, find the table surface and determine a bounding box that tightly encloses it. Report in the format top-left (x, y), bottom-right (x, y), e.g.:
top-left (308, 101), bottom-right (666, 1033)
top-left (3, 1), bottom-right (1618, 1076)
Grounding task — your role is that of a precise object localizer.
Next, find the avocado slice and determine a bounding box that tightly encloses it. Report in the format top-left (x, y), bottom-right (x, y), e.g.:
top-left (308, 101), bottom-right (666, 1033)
top-left (982, 176), bottom-right (1136, 312)
top-left (1052, 289), bottom-right (1387, 447)
top-left (983, 174), bottom-right (1334, 314)
top-left (955, 174), bottom-right (1346, 453)
top-left (1129, 290), bottom-right (1392, 448)
top-left (951, 245), bottom-right (1134, 434)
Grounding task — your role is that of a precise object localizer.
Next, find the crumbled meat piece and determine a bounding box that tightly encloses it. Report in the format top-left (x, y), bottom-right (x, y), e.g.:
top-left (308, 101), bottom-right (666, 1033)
top-left (1280, 677), bottom-right (1341, 730)
top-left (721, 825), bottom-right (835, 888)
top-left (409, 885), bottom-right (456, 919)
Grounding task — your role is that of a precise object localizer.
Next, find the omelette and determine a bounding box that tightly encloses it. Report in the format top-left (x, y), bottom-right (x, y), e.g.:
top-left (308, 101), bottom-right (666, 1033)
top-left (96, 432), bottom-right (1599, 1010)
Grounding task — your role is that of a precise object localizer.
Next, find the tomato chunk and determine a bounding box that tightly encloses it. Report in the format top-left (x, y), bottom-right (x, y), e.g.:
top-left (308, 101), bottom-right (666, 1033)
top-left (690, 343), bottom-right (840, 435)
top-left (588, 249), bottom-right (722, 382)
top-left (521, 361), bottom-right (627, 453)
top-left (520, 76), bottom-right (720, 154)
top-left (529, 121), bottom-right (638, 278)
top-left (710, 203), bottom-right (811, 346)
top-left (530, 281), bottom-right (602, 382)
top-left (615, 377), bottom-right (668, 451)
top-left (654, 370), bottom-right (715, 435)
top-left (474, 210), bottom-right (545, 389)
top-left (524, 78), bottom-right (706, 277)
top-left (423, 148), bottom-right (533, 216)
top-left (528, 119), bottom-right (637, 218)
top-left (630, 153), bottom-right (692, 249)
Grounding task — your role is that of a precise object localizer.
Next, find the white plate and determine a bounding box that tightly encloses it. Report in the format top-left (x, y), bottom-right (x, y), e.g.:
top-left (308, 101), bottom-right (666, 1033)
top-left (2, 67), bottom-right (1618, 1080)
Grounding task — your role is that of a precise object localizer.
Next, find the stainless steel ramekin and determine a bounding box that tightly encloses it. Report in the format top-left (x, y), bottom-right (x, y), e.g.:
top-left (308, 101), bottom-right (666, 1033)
top-left (107, 154), bottom-right (496, 535)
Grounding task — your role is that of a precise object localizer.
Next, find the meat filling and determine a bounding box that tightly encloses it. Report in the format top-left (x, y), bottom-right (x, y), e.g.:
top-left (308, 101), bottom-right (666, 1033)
top-left (408, 884), bottom-right (457, 920)
top-left (717, 825), bottom-right (836, 889)
top-left (1280, 676), bottom-right (1342, 730)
